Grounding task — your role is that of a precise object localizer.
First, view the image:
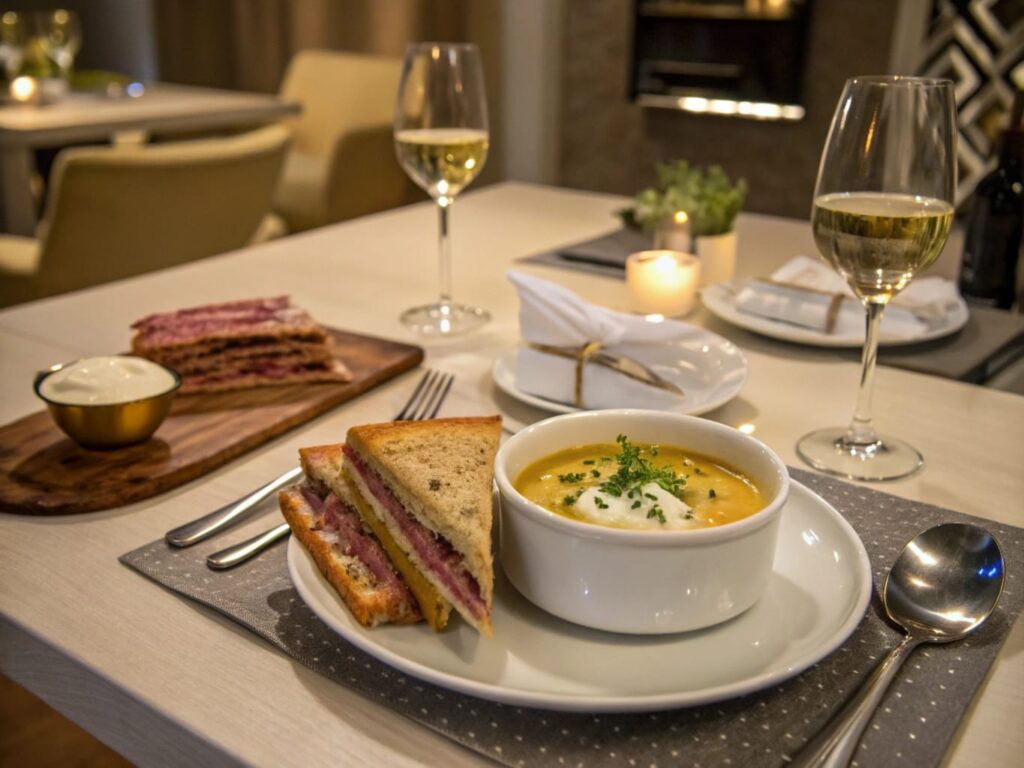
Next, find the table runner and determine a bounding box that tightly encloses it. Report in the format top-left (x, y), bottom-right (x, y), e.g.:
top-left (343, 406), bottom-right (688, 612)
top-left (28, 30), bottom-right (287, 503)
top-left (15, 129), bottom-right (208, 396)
top-left (120, 468), bottom-right (1023, 768)
top-left (520, 231), bottom-right (1024, 384)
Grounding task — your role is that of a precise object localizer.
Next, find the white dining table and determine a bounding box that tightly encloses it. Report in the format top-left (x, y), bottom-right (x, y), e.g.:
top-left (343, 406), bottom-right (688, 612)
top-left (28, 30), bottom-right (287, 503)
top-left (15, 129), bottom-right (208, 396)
top-left (0, 82), bottom-right (300, 235)
top-left (0, 182), bottom-right (1021, 767)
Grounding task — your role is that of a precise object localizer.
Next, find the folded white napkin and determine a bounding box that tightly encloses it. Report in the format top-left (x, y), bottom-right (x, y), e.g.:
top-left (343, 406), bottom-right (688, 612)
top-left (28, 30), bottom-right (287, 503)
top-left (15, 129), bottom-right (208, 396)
top-left (507, 271), bottom-right (692, 409)
top-left (733, 256), bottom-right (960, 339)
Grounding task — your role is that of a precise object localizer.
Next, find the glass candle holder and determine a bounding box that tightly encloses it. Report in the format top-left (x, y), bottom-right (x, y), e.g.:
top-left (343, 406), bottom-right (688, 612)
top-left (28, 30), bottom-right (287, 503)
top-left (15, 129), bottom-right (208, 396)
top-left (626, 250), bottom-right (701, 317)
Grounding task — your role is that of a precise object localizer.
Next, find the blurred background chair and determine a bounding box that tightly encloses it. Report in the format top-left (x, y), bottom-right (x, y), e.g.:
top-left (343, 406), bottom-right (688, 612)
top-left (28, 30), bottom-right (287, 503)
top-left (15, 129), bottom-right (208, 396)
top-left (0, 124), bottom-right (289, 308)
top-left (273, 49), bottom-right (411, 232)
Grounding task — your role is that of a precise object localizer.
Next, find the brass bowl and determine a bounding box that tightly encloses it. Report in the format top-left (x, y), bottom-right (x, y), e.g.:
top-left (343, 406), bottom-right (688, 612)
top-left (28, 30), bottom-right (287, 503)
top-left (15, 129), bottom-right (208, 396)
top-left (34, 359), bottom-right (181, 450)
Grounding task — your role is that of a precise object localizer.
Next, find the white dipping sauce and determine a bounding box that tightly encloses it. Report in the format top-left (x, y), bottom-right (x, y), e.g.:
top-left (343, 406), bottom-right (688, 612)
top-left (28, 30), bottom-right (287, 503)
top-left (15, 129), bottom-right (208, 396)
top-left (39, 356), bottom-right (177, 405)
top-left (575, 482), bottom-right (695, 531)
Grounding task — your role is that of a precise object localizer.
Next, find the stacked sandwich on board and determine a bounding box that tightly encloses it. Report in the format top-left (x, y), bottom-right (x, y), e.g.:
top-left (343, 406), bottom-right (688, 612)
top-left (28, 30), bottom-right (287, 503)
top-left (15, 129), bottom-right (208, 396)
top-left (131, 296), bottom-right (351, 394)
top-left (279, 416), bottom-right (501, 636)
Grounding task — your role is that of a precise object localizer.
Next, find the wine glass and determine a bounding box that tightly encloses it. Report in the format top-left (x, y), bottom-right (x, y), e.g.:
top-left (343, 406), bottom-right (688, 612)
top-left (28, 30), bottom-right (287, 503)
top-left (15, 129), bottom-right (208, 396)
top-left (0, 12), bottom-right (27, 82)
top-left (35, 9), bottom-right (81, 79)
top-left (796, 76), bottom-right (956, 481)
top-left (394, 42), bottom-right (490, 335)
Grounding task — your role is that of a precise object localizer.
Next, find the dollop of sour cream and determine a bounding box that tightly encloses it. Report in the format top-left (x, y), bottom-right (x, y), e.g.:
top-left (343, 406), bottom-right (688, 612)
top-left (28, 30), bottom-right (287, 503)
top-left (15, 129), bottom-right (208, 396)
top-left (39, 356), bottom-right (177, 405)
top-left (575, 482), bottom-right (695, 531)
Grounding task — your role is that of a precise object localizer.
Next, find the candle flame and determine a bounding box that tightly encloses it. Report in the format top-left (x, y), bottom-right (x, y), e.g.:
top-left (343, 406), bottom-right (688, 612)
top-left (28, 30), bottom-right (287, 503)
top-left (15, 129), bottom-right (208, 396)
top-left (10, 76), bottom-right (37, 102)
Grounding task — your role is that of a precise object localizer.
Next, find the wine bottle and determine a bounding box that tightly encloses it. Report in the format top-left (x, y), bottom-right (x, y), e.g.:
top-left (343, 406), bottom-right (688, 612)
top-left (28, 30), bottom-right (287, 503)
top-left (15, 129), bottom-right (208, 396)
top-left (958, 92), bottom-right (1024, 310)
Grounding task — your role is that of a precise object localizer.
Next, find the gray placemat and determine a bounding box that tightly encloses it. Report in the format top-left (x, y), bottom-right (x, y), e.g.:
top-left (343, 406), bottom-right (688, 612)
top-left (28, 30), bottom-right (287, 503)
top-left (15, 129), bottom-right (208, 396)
top-left (120, 469), bottom-right (1023, 768)
top-left (520, 228), bottom-right (646, 277)
top-left (871, 306), bottom-right (1024, 383)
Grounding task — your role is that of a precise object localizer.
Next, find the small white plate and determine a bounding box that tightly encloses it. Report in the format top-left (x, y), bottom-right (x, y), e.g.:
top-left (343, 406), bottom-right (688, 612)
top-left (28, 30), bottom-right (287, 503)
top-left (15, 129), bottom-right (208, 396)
top-left (288, 481), bottom-right (872, 713)
top-left (490, 334), bottom-right (748, 416)
top-left (702, 281), bottom-right (970, 348)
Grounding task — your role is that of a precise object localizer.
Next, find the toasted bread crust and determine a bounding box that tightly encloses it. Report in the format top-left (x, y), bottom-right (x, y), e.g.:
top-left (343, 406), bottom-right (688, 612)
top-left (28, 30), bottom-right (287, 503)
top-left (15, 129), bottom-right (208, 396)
top-left (279, 487), bottom-right (421, 627)
top-left (346, 416), bottom-right (500, 635)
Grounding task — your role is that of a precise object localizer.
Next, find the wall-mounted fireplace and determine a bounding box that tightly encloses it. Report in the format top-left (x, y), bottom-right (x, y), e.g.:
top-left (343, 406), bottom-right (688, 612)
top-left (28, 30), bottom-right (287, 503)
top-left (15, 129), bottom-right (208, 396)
top-left (629, 0), bottom-right (813, 121)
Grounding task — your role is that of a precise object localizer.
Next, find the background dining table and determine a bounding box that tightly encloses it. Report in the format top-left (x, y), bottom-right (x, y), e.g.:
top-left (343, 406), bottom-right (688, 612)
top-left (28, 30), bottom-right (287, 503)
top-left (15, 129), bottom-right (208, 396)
top-left (0, 82), bottom-right (300, 236)
top-left (0, 182), bottom-right (1021, 766)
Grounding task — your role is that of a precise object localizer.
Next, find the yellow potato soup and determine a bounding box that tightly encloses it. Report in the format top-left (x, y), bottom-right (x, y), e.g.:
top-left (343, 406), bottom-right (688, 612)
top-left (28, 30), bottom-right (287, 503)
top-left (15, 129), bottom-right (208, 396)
top-left (513, 437), bottom-right (764, 531)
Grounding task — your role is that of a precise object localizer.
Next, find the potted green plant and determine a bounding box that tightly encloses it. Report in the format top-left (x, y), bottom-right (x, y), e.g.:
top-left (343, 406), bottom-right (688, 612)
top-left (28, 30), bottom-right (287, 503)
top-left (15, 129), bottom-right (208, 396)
top-left (619, 161), bottom-right (747, 285)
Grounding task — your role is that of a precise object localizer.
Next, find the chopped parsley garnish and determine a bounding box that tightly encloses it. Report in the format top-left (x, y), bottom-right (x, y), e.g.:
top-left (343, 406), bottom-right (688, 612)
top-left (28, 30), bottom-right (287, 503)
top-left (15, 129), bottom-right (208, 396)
top-left (594, 496), bottom-right (609, 509)
top-left (582, 459), bottom-right (596, 465)
top-left (562, 494), bottom-right (577, 506)
top-left (558, 472), bottom-right (586, 484)
top-left (597, 435), bottom-right (686, 516)
top-left (600, 456), bottom-right (612, 463)
top-left (590, 469), bottom-right (601, 478)
top-left (647, 505), bottom-right (666, 523)
top-left (631, 500), bottom-right (641, 509)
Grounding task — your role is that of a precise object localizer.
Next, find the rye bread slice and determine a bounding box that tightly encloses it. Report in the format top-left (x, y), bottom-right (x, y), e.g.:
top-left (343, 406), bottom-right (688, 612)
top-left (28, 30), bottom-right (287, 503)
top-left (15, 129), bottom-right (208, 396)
top-left (345, 416), bottom-right (501, 635)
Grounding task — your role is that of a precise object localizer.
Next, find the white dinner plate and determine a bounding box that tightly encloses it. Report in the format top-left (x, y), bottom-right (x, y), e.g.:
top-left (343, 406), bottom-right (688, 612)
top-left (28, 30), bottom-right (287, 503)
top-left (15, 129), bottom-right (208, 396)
top-left (288, 481), bottom-right (873, 713)
top-left (702, 281), bottom-right (970, 348)
top-left (490, 334), bottom-right (748, 416)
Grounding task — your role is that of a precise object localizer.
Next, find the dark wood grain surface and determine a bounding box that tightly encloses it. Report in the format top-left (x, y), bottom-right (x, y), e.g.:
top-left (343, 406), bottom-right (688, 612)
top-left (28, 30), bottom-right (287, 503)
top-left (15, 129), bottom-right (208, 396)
top-left (0, 329), bottom-right (422, 515)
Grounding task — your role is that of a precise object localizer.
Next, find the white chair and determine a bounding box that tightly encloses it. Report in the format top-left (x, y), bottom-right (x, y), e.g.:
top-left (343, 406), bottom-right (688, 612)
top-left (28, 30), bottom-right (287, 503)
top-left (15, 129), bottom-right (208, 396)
top-left (274, 49), bottom-right (412, 232)
top-left (0, 124), bottom-right (289, 307)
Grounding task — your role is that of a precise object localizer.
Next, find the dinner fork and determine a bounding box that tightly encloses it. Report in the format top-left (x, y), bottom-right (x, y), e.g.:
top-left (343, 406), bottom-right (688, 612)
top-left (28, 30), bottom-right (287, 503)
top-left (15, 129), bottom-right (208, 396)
top-left (164, 369), bottom-right (454, 549)
top-left (202, 370), bottom-right (455, 569)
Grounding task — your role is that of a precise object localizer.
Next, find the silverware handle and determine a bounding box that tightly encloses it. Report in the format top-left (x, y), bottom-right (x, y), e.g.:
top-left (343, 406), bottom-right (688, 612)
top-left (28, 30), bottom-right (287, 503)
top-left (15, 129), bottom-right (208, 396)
top-left (206, 522), bottom-right (291, 570)
top-left (165, 466), bottom-right (303, 547)
top-left (790, 635), bottom-right (921, 768)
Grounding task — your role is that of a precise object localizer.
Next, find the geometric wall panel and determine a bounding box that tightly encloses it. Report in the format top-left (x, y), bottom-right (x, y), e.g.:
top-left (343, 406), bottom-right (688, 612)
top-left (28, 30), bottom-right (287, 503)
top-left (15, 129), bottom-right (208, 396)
top-left (919, 0), bottom-right (1024, 206)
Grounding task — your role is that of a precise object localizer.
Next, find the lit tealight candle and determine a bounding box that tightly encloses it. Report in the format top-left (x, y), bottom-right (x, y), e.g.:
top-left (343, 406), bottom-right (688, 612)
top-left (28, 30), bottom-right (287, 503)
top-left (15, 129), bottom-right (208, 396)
top-left (9, 76), bottom-right (39, 104)
top-left (625, 250), bottom-right (701, 317)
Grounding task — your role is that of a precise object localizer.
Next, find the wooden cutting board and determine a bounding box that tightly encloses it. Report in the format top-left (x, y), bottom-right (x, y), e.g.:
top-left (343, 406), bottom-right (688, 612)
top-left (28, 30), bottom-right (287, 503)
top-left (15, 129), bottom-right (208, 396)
top-left (0, 329), bottom-right (423, 515)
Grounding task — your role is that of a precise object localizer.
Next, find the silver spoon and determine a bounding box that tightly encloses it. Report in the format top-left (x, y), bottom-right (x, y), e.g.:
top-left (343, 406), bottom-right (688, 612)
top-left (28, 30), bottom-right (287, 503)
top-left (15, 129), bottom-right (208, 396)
top-left (791, 522), bottom-right (1004, 768)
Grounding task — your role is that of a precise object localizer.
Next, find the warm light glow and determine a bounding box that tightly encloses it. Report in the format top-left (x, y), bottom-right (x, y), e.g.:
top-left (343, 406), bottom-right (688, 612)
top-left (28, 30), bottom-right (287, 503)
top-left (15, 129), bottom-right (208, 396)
top-left (626, 250), bottom-right (701, 317)
top-left (9, 76), bottom-right (38, 103)
top-left (709, 99), bottom-right (739, 115)
top-left (653, 254), bottom-right (679, 275)
top-left (680, 96), bottom-right (709, 112)
top-left (675, 95), bottom-right (805, 122)
top-left (673, 210), bottom-right (689, 224)
top-left (644, 313), bottom-right (666, 323)
top-left (737, 423), bottom-right (756, 435)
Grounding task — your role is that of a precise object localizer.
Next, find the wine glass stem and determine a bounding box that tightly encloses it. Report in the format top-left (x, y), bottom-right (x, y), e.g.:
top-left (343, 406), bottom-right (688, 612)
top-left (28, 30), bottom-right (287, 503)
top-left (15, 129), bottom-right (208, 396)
top-left (846, 301), bottom-right (885, 446)
top-left (436, 197), bottom-right (452, 306)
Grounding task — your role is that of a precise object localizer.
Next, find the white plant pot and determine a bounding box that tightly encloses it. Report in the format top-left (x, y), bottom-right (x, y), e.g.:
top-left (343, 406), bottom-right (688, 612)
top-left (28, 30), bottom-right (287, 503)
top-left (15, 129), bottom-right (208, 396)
top-left (695, 231), bottom-right (738, 287)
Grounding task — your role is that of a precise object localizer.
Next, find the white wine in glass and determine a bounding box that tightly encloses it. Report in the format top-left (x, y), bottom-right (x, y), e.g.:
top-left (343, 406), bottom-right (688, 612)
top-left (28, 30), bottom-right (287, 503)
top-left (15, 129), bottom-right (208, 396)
top-left (797, 77), bottom-right (956, 481)
top-left (394, 44), bottom-right (490, 335)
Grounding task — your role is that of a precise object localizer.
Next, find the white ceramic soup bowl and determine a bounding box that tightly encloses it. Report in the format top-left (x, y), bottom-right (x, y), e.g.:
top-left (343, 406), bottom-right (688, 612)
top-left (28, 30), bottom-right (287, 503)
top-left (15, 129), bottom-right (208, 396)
top-left (494, 409), bottom-right (790, 634)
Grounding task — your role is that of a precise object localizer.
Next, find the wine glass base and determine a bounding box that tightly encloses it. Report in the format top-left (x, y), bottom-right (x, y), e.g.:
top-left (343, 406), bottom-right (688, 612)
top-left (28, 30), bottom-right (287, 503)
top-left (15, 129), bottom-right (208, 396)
top-left (796, 428), bottom-right (924, 482)
top-left (400, 302), bottom-right (490, 336)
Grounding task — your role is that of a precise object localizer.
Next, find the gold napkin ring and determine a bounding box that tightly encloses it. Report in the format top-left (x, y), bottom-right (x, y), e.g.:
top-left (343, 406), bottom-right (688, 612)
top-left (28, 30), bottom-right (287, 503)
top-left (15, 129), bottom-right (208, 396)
top-left (574, 341), bottom-right (604, 408)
